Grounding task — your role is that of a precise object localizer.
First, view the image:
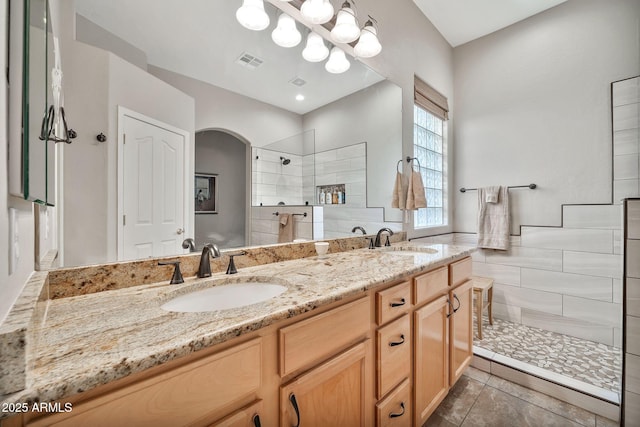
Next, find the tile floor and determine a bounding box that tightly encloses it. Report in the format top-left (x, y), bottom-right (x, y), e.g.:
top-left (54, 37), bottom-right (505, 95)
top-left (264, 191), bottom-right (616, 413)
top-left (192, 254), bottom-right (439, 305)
top-left (425, 367), bottom-right (619, 427)
top-left (473, 315), bottom-right (622, 394)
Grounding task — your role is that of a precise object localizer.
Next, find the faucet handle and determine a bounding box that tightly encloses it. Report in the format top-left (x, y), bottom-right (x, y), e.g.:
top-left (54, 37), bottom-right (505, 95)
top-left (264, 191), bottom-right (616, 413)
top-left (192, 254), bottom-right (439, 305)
top-left (158, 261), bottom-right (184, 284)
top-left (226, 251), bottom-right (247, 275)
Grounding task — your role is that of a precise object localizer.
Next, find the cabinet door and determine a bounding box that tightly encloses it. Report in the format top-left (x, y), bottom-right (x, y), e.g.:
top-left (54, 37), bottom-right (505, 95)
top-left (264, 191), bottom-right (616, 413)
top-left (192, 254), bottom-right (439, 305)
top-left (280, 340), bottom-right (371, 427)
top-left (449, 280), bottom-right (473, 385)
top-left (414, 295), bottom-right (449, 426)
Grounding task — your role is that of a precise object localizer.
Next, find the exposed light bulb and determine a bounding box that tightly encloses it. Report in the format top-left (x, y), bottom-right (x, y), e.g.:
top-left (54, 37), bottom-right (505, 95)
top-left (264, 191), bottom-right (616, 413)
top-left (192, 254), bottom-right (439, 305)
top-left (302, 32), bottom-right (329, 62)
top-left (354, 20), bottom-right (381, 58)
top-left (236, 0), bottom-right (270, 31)
top-left (325, 46), bottom-right (351, 74)
top-left (272, 13), bottom-right (301, 47)
top-left (300, 0), bottom-right (334, 25)
top-left (331, 2), bottom-right (360, 43)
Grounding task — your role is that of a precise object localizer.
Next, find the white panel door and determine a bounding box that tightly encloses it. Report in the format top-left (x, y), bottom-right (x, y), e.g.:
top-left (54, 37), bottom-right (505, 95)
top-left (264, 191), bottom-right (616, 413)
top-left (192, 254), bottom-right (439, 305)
top-left (122, 116), bottom-right (185, 260)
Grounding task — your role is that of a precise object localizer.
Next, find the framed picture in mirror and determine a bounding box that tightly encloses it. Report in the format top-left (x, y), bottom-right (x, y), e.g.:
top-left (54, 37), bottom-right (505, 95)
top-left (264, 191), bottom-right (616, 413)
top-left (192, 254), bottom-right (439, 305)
top-left (195, 173), bottom-right (218, 214)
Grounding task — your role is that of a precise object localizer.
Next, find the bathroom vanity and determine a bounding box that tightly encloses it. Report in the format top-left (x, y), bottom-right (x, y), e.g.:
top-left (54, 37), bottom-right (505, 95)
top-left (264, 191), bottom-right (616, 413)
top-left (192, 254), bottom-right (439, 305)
top-left (0, 241), bottom-right (474, 426)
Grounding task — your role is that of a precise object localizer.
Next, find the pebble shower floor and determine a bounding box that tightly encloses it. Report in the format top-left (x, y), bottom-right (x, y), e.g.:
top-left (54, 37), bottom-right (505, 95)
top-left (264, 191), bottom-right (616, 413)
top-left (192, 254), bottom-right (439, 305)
top-left (473, 315), bottom-right (621, 394)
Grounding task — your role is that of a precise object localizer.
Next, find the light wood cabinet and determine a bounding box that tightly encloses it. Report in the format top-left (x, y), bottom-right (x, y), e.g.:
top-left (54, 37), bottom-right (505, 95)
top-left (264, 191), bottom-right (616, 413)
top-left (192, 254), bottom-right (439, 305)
top-left (376, 281), bottom-right (411, 325)
top-left (209, 400), bottom-right (262, 427)
top-left (376, 315), bottom-right (411, 399)
top-left (279, 340), bottom-right (371, 427)
top-left (413, 295), bottom-right (450, 426)
top-left (375, 379), bottom-right (411, 427)
top-left (449, 280), bottom-right (473, 386)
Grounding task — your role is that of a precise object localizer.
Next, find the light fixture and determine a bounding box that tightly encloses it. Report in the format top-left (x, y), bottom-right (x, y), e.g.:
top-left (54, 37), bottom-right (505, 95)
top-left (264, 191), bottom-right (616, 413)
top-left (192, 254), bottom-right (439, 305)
top-left (272, 13), bottom-right (301, 47)
top-left (300, 0), bottom-right (334, 25)
top-left (296, 94), bottom-right (305, 101)
top-left (236, 0), bottom-right (270, 31)
top-left (302, 32), bottom-right (329, 62)
top-left (354, 17), bottom-right (381, 58)
top-left (325, 46), bottom-right (350, 74)
top-left (330, 1), bottom-right (360, 44)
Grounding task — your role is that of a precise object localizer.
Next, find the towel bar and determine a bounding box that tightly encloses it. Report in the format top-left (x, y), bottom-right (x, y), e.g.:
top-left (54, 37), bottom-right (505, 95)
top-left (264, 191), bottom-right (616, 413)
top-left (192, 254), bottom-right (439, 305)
top-left (273, 212), bottom-right (308, 217)
top-left (459, 184), bottom-right (536, 193)
top-left (396, 156), bottom-right (422, 173)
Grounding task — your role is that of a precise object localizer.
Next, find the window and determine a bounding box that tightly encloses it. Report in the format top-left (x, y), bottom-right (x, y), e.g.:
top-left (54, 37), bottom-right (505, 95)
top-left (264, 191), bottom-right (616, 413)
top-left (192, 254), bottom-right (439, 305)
top-left (413, 76), bottom-right (448, 229)
top-left (413, 105), bottom-right (444, 227)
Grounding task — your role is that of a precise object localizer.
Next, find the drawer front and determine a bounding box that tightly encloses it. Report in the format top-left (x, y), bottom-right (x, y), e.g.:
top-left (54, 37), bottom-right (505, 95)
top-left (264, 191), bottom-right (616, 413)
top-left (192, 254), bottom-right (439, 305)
top-left (209, 400), bottom-right (263, 427)
top-left (413, 266), bottom-right (448, 306)
top-left (31, 339), bottom-right (262, 427)
top-left (377, 315), bottom-right (411, 399)
top-left (376, 281), bottom-right (411, 326)
top-left (450, 257), bottom-right (472, 287)
top-left (279, 297), bottom-right (370, 377)
top-left (376, 378), bottom-right (411, 427)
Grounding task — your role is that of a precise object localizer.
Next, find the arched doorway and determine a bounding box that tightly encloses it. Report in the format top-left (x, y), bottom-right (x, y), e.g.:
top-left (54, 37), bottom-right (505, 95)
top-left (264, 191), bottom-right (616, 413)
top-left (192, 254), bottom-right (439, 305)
top-left (194, 129), bottom-right (249, 248)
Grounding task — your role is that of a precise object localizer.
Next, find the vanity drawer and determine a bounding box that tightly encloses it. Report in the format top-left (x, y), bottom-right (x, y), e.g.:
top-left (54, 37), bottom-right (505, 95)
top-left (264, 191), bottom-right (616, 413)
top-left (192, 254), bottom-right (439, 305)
top-left (450, 257), bottom-right (472, 287)
top-left (279, 297), bottom-right (370, 377)
top-left (413, 266), bottom-right (448, 306)
top-left (376, 378), bottom-right (411, 427)
top-left (28, 338), bottom-right (262, 427)
top-left (377, 315), bottom-right (411, 399)
top-left (376, 281), bottom-right (411, 326)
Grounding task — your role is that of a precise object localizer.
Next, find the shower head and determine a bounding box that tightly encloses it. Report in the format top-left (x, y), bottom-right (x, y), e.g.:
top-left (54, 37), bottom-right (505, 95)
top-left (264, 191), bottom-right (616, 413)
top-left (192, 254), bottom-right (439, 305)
top-left (280, 156), bottom-right (291, 165)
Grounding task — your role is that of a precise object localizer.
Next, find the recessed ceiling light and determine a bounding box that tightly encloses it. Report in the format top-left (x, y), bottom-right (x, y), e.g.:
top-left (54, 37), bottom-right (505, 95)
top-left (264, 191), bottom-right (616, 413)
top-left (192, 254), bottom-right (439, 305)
top-left (296, 94), bottom-right (305, 101)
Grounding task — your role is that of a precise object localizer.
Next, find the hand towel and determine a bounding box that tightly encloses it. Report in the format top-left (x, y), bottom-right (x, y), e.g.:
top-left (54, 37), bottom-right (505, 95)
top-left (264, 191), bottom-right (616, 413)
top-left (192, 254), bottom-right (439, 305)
top-left (485, 186), bottom-right (500, 203)
top-left (278, 213), bottom-right (294, 243)
top-left (391, 172), bottom-right (407, 210)
top-left (477, 186), bottom-right (510, 250)
top-left (406, 171), bottom-right (427, 210)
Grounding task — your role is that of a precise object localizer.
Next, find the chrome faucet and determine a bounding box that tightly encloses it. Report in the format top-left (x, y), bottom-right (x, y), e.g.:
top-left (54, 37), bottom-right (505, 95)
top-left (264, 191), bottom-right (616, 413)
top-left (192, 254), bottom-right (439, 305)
top-left (197, 243), bottom-right (221, 278)
top-left (374, 228), bottom-right (394, 247)
top-left (351, 226), bottom-right (367, 235)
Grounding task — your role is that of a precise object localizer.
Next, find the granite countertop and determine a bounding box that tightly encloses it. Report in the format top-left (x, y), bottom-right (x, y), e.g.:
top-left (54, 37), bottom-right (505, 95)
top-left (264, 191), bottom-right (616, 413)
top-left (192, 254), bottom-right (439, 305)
top-left (0, 242), bottom-right (474, 412)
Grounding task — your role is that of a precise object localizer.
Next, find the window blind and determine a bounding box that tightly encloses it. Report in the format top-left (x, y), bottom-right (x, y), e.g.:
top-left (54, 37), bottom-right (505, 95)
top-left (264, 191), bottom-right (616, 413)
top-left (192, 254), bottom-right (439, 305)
top-left (414, 76), bottom-right (449, 120)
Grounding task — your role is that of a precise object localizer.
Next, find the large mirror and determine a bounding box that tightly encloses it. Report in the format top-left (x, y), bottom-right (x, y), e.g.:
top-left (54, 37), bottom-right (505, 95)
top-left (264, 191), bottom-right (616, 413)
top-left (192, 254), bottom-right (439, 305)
top-left (45, 0), bottom-right (402, 267)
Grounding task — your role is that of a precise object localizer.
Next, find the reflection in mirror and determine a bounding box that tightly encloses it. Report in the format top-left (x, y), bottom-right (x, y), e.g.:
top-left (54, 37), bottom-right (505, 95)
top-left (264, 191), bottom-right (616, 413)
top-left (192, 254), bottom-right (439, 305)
top-left (46, 0), bottom-right (401, 268)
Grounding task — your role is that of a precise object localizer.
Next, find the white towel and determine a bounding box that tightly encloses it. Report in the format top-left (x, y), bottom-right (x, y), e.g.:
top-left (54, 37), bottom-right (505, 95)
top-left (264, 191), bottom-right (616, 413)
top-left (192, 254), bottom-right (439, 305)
top-left (406, 171), bottom-right (427, 210)
top-left (392, 172), bottom-right (407, 210)
top-left (278, 213), bottom-right (293, 243)
top-left (485, 186), bottom-right (500, 203)
top-left (477, 186), bottom-right (510, 250)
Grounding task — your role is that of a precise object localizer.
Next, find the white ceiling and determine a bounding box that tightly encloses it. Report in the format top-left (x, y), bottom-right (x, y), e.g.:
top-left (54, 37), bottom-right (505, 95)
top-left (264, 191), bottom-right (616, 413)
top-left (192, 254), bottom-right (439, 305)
top-left (74, 0), bottom-right (384, 115)
top-left (413, 0), bottom-right (568, 47)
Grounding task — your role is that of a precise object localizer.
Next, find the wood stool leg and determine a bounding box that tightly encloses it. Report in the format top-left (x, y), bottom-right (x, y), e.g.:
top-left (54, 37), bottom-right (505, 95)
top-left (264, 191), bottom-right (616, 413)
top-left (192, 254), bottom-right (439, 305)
top-left (475, 290), bottom-right (483, 340)
top-left (488, 286), bottom-right (493, 325)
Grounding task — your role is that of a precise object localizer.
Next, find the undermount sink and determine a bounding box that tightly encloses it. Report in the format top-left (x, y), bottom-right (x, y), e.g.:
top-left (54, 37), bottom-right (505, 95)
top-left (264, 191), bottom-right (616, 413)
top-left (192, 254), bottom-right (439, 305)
top-left (161, 282), bottom-right (288, 313)
top-left (381, 247), bottom-right (439, 256)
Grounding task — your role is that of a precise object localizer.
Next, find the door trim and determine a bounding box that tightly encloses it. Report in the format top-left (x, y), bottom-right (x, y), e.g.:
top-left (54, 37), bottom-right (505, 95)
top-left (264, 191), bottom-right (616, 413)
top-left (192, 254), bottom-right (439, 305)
top-left (117, 106), bottom-right (191, 260)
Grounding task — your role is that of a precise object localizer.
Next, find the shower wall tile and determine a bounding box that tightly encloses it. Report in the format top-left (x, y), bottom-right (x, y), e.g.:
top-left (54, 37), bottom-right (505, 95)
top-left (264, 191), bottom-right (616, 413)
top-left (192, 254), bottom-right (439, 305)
top-left (563, 251), bottom-right (623, 279)
top-left (628, 240), bottom-right (640, 279)
top-left (521, 268), bottom-right (612, 302)
top-left (562, 205), bottom-right (622, 229)
top-left (485, 246), bottom-right (563, 272)
top-left (627, 278), bottom-right (640, 317)
top-left (614, 179), bottom-right (639, 203)
top-left (613, 103), bottom-right (639, 132)
top-left (471, 250), bottom-right (486, 262)
top-left (629, 200), bottom-right (640, 239)
top-left (521, 227), bottom-right (613, 253)
top-left (625, 354), bottom-right (640, 394)
top-left (615, 128), bottom-right (640, 156)
top-left (614, 154), bottom-right (640, 180)
top-left (626, 316), bottom-right (640, 356)
top-left (336, 143), bottom-right (366, 159)
top-left (615, 327), bottom-right (622, 348)
top-left (614, 230), bottom-right (623, 255)
top-left (493, 284), bottom-right (562, 315)
top-left (472, 262), bottom-right (520, 286)
top-left (492, 302), bottom-right (522, 323)
top-left (625, 391), bottom-right (640, 425)
top-left (562, 296), bottom-right (621, 328)
top-left (614, 279), bottom-right (623, 304)
top-left (521, 309), bottom-right (613, 346)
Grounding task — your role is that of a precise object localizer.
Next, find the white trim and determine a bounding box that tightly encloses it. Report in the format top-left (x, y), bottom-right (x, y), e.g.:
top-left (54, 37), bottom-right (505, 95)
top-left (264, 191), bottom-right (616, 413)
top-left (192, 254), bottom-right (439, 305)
top-left (116, 106), bottom-right (191, 260)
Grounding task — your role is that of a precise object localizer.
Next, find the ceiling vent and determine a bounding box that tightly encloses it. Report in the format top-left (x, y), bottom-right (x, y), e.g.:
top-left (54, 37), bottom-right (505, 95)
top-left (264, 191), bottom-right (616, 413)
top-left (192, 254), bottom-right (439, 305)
top-left (236, 52), bottom-right (264, 69)
top-left (289, 77), bottom-right (307, 87)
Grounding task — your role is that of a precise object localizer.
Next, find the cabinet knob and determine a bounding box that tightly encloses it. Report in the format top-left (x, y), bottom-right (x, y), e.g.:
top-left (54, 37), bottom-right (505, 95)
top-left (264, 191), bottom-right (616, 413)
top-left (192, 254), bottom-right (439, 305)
top-left (289, 393), bottom-right (301, 427)
top-left (389, 334), bottom-right (405, 347)
top-left (253, 414), bottom-right (261, 427)
top-left (453, 294), bottom-right (461, 313)
top-left (176, 228), bottom-right (184, 235)
top-left (389, 298), bottom-right (406, 308)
